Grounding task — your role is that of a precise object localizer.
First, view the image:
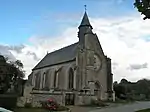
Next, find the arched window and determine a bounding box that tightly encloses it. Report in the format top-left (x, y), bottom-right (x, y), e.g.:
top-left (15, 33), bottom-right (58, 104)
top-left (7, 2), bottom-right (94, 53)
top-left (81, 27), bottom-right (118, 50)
top-left (44, 70), bottom-right (50, 89)
top-left (42, 72), bottom-right (46, 89)
top-left (68, 68), bottom-right (74, 89)
top-left (54, 70), bottom-right (59, 88)
top-left (34, 72), bottom-right (40, 90)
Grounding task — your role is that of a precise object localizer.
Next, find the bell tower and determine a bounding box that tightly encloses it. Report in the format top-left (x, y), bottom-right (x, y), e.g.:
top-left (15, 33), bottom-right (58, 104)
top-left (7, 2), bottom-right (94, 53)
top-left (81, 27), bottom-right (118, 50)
top-left (78, 8), bottom-right (93, 49)
top-left (77, 7), bottom-right (94, 90)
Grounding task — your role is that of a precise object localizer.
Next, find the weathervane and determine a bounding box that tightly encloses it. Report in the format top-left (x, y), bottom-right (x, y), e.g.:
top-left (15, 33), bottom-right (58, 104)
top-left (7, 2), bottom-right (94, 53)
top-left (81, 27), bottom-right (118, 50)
top-left (84, 5), bottom-right (87, 11)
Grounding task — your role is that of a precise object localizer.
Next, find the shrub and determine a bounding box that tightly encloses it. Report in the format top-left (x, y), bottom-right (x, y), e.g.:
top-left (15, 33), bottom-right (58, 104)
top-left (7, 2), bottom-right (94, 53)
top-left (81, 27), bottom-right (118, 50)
top-left (24, 102), bottom-right (32, 108)
top-left (40, 98), bottom-right (69, 111)
top-left (41, 98), bottom-right (58, 111)
top-left (0, 95), bottom-right (17, 110)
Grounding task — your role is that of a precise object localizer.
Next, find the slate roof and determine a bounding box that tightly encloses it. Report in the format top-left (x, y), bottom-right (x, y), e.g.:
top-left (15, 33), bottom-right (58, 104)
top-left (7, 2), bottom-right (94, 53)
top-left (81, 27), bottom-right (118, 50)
top-left (33, 42), bottom-right (78, 70)
top-left (79, 11), bottom-right (93, 29)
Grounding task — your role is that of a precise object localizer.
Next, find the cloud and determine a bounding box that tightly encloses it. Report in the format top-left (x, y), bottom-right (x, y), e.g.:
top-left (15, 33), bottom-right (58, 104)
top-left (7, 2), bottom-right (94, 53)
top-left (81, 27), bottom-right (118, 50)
top-left (128, 63), bottom-right (148, 70)
top-left (0, 45), bottom-right (16, 61)
top-left (26, 51), bottom-right (40, 61)
top-left (90, 15), bottom-right (150, 81)
top-left (2, 13), bottom-right (150, 82)
top-left (8, 44), bottom-right (25, 54)
top-left (112, 62), bottom-right (119, 70)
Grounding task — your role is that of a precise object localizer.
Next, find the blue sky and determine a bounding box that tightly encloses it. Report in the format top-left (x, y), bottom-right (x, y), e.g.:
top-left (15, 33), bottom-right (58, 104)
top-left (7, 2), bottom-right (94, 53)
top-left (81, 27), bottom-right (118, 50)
top-left (0, 0), bottom-right (137, 45)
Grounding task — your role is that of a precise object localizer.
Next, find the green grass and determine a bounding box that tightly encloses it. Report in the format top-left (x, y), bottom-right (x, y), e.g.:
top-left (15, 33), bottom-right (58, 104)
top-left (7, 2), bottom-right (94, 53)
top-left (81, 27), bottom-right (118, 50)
top-left (14, 107), bottom-right (69, 112)
top-left (135, 108), bottom-right (150, 112)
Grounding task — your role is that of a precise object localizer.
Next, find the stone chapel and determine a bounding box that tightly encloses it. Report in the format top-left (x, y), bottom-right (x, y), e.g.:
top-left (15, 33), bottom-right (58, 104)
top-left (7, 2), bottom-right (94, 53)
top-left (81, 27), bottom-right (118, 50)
top-left (28, 11), bottom-right (115, 106)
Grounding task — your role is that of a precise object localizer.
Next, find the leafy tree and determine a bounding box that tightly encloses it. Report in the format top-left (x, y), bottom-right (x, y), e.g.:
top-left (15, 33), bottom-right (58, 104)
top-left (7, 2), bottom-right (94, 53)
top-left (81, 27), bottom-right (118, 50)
top-left (134, 0), bottom-right (150, 20)
top-left (114, 78), bottom-right (150, 100)
top-left (120, 79), bottom-right (129, 84)
top-left (0, 56), bottom-right (25, 94)
top-left (114, 83), bottom-right (126, 99)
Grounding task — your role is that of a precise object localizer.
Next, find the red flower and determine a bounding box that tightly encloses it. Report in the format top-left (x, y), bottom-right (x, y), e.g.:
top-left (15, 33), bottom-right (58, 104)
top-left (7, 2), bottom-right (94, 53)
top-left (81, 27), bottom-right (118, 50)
top-left (48, 98), bottom-right (53, 102)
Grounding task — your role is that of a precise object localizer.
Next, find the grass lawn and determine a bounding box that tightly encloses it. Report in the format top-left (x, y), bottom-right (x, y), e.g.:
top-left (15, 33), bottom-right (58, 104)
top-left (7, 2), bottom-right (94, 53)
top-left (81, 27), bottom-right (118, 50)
top-left (14, 108), bottom-right (48, 112)
top-left (14, 107), bottom-right (69, 112)
top-left (135, 108), bottom-right (150, 112)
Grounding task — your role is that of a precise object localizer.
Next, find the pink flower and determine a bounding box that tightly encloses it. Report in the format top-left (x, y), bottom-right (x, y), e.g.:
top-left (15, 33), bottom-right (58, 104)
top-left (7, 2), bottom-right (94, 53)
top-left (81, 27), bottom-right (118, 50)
top-left (47, 98), bottom-right (54, 103)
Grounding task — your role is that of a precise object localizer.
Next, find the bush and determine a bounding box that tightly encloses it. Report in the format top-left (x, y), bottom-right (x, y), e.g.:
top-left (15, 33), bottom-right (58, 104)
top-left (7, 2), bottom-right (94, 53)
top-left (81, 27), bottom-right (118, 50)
top-left (40, 98), bottom-right (69, 111)
top-left (41, 98), bottom-right (57, 110)
top-left (24, 103), bottom-right (32, 108)
top-left (0, 94), bottom-right (17, 110)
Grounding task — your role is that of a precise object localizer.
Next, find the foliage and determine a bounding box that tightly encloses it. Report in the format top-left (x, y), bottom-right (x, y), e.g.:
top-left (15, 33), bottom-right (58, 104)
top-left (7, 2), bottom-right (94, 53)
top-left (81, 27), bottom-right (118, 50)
top-left (0, 94), bottom-right (17, 110)
top-left (114, 78), bottom-right (150, 101)
top-left (134, 0), bottom-right (150, 20)
top-left (135, 108), bottom-right (150, 112)
top-left (24, 103), bottom-right (32, 108)
top-left (113, 84), bottom-right (127, 99)
top-left (40, 98), bottom-right (69, 111)
top-left (0, 55), bottom-right (25, 94)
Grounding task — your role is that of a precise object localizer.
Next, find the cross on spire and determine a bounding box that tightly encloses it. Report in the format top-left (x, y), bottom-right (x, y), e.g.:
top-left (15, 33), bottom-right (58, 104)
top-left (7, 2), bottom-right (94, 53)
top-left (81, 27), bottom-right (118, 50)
top-left (78, 6), bottom-right (92, 29)
top-left (84, 5), bottom-right (87, 11)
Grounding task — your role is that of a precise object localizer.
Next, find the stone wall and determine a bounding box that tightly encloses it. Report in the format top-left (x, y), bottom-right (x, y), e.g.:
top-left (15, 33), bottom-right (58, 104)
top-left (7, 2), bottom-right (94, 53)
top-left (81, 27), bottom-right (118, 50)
top-left (31, 93), bottom-right (64, 107)
top-left (75, 94), bottom-right (97, 105)
top-left (17, 82), bottom-right (33, 107)
top-left (77, 32), bottom-right (109, 101)
top-left (30, 61), bottom-right (76, 91)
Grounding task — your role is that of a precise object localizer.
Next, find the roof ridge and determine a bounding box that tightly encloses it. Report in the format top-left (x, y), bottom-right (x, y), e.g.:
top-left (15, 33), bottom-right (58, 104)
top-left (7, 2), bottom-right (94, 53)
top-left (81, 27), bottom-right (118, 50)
top-left (33, 42), bottom-right (79, 70)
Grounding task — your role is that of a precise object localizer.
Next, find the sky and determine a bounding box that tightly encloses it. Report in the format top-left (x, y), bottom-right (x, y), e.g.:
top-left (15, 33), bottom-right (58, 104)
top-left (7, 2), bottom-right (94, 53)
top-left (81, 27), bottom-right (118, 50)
top-left (0, 0), bottom-right (150, 82)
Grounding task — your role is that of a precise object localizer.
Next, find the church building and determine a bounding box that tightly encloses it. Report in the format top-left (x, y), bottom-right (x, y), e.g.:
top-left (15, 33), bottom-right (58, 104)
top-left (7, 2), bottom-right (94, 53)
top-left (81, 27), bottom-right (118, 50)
top-left (28, 11), bottom-right (115, 106)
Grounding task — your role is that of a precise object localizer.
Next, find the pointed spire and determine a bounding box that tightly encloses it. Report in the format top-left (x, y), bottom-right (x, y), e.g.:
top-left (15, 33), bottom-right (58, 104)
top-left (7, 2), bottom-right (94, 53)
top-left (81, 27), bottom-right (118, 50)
top-left (79, 6), bottom-right (93, 29)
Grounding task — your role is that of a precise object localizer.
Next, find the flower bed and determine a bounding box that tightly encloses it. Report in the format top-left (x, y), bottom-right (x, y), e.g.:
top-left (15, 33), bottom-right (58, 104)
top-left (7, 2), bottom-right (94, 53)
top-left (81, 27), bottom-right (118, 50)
top-left (40, 98), bottom-right (69, 111)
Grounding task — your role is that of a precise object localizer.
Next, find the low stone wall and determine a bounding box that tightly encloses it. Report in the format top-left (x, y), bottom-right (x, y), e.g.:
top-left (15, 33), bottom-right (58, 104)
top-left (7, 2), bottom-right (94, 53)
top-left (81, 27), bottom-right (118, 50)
top-left (17, 82), bottom-right (33, 107)
top-left (31, 93), bottom-right (64, 107)
top-left (75, 94), bottom-right (97, 105)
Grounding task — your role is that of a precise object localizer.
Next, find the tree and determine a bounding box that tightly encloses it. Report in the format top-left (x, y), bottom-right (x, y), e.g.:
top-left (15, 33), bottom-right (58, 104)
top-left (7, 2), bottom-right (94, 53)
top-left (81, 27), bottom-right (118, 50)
top-left (134, 0), bottom-right (150, 20)
top-left (120, 79), bottom-right (129, 84)
top-left (114, 84), bottom-right (126, 99)
top-left (0, 56), bottom-right (25, 94)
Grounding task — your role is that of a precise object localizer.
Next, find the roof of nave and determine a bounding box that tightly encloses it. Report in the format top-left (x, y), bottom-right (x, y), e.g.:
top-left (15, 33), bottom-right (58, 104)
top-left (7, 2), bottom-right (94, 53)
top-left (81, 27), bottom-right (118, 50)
top-left (33, 42), bottom-right (78, 70)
